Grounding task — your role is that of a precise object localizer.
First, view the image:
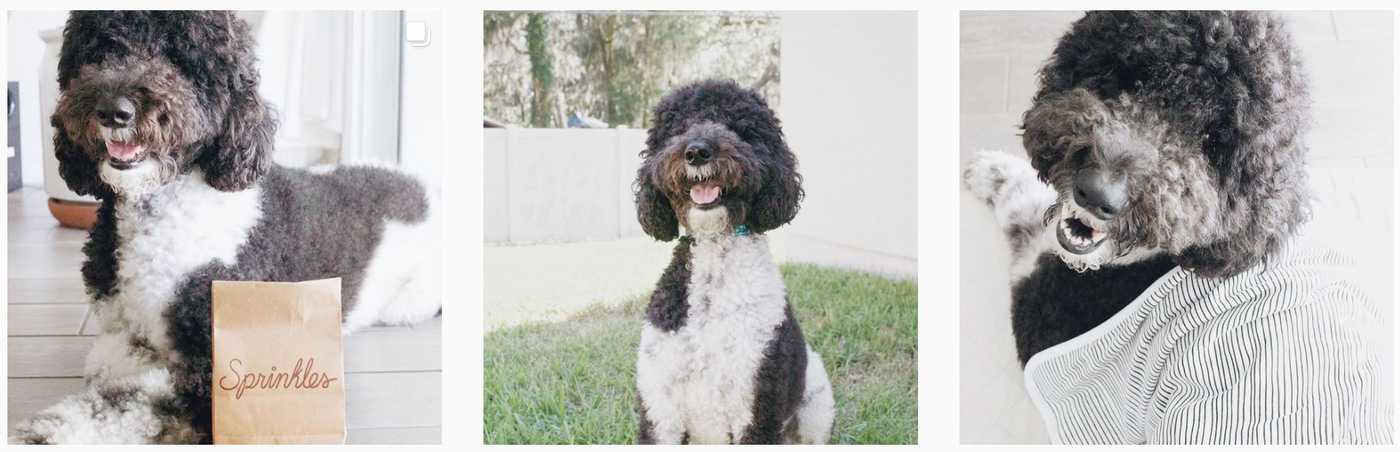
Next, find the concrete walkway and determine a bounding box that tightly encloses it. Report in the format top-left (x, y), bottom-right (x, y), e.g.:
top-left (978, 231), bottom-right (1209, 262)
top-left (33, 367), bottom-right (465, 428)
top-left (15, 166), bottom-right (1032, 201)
top-left (484, 237), bottom-right (672, 331)
top-left (484, 233), bottom-right (798, 331)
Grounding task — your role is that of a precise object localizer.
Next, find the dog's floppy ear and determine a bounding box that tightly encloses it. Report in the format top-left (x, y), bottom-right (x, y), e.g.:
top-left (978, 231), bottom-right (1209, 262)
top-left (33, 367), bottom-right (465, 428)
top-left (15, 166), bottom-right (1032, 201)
top-left (194, 12), bottom-right (277, 192)
top-left (51, 121), bottom-right (110, 199)
top-left (201, 89), bottom-right (276, 191)
top-left (634, 158), bottom-right (679, 241)
top-left (1175, 15), bottom-right (1311, 278)
top-left (1174, 105), bottom-right (1311, 277)
top-left (746, 143), bottom-right (803, 234)
top-left (50, 13), bottom-right (111, 199)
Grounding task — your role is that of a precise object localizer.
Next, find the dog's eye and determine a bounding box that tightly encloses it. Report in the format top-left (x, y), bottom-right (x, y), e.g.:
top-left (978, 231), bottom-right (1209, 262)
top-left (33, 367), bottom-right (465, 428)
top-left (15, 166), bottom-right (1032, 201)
top-left (1069, 145), bottom-right (1091, 164)
top-left (158, 113), bottom-right (170, 126)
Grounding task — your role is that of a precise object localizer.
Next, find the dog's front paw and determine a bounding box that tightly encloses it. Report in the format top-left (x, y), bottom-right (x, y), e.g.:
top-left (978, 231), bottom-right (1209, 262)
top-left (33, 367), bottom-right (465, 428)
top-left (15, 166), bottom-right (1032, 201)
top-left (962, 150), bottom-right (1036, 206)
top-left (11, 400), bottom-right (164, 445)
top-left (9, 376), bottom-right (189, 444)
top-left (12, 412), bottom-right (72, 445)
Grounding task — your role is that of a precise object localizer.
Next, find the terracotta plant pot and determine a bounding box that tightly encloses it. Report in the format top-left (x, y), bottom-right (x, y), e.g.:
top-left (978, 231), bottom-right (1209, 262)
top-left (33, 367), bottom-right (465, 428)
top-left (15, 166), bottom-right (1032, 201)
top-left (48, 197), bottom-right (97, 230)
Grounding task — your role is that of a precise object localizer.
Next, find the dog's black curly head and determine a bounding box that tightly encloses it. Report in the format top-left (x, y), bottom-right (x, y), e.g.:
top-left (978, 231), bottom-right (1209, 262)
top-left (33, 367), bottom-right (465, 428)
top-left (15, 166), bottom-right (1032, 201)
top-left (634, 80), bottom-right (802, 241)
top-left (1021, 11), bottom-right (1313, 277)
top-left (52, 11), bottom-right (276, 199)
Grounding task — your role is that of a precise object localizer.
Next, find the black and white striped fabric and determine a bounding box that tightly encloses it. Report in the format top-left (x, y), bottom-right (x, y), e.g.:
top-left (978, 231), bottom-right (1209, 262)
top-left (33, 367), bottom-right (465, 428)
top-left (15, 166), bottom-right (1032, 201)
top-left (1024, 246), bottom-right (1393, 444)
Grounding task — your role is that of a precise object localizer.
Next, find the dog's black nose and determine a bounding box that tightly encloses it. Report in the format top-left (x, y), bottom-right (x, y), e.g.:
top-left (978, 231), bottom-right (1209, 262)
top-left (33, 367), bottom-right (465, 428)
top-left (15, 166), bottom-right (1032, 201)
top-left (1073, 169), bottom-right (1127, 220)
top-left (95, 96), bottom-right (137, 128)
top-left (684, 141), bottom-right (712, 166)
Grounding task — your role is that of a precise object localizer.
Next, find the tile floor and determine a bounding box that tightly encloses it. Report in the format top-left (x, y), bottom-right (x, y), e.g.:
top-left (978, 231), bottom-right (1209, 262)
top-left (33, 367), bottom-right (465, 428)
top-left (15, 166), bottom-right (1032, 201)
top-left (6, 188), bottom-right (443, 444)
top-left (959, 11), bottom-right (1394, 444)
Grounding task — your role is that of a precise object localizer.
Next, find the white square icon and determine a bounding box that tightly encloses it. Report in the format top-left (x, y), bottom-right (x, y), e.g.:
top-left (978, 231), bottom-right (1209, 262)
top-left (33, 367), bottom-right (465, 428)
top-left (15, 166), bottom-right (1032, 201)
top-left (406, 21), bottom-right (430, 47)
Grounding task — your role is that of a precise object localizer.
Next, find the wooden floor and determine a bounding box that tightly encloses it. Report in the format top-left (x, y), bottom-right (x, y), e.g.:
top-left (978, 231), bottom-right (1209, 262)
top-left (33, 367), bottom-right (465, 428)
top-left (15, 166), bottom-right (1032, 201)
top-left (6, 188), bottom-right (441, 444)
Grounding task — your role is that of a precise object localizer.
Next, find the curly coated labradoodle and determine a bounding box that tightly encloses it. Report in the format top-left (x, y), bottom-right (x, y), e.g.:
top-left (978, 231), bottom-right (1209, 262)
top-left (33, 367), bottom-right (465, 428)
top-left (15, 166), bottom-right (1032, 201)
top-left (632, 80), bottom-right (835, 445)
top-left (964, 11), bottom-right (1390, 443)
top-left (13, 11), bottom-right (440, 444)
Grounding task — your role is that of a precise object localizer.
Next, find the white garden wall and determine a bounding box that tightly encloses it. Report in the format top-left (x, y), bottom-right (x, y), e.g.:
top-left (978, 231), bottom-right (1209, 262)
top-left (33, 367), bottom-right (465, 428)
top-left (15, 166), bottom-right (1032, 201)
top-left (483, 128), bottom-right (648, 243)
top-left (779, 11), bottom-right (918, 278)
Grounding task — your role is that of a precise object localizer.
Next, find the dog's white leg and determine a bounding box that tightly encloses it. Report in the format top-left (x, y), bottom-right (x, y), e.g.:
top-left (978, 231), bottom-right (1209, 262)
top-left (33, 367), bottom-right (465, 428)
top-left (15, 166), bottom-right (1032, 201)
top-left (15, 323), bottom-right (196, 444)
top-left (791, 347), bottom-right (836, 444)
top-left (11, 367), bottom-right (198, 444)
top-left (635, 329), bottom-right (687, 444)
top-left (635, 376), bottom-right (687, 443)
top-left (343, 209), bottom-right (442, 333)
top-left (635, 388), bottom-right (686, 444)
top-left (368, 255), bottom-right (441, 327)
top-left (963, 150), bottom-right (1056, 279)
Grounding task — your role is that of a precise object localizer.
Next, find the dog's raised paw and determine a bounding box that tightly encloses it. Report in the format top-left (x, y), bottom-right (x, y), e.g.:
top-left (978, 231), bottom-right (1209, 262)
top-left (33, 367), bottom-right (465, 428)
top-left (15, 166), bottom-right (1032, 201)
top-left (963, 150), bottom-right (1034, 206)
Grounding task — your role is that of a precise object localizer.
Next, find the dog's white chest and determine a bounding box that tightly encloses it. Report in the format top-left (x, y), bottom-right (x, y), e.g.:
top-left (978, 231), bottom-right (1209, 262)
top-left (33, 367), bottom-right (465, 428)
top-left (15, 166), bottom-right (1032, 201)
top-left (101, 172), bottom-right (262, 351)
top-left (636, 235), bottom-right (790, 443)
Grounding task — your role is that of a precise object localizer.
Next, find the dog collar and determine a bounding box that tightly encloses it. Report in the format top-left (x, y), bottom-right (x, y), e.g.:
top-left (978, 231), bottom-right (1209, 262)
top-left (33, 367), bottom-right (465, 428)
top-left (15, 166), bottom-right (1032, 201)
top-left (682, 225), bottom-right (751, 240)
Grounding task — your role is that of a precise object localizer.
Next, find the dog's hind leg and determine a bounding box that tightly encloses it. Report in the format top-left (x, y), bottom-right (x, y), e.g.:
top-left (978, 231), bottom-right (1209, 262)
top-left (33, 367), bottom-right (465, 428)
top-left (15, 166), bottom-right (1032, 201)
top-left (359, 247), bottom-right (441, 329)
top-left (343, 208), bottom-right (442, 333)
top-left (963, 150), bottom-right (1056, 278)
top-left (790, 347), bottom-right (836, 444)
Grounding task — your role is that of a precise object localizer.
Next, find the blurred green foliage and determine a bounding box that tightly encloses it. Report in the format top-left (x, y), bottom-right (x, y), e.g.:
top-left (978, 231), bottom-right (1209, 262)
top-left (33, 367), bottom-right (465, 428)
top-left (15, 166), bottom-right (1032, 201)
top-left (485, 11), bottom-right (781, 128)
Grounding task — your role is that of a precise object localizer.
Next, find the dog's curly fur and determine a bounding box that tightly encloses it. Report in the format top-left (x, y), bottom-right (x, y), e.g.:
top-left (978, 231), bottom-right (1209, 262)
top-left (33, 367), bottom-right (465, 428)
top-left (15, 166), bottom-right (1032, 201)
top-left (53, 11), bottom-right (275, 198)
top-left (13, 12), bottom-right (441, 444)
top-left (632, 80), bottom-right (833, 444)
top-left (965, 11), bottom-right (1313, 362)
top-left (635, 79), bottom-right (803, 241)
top-left (1024, 11), bottom-right (1311, 276)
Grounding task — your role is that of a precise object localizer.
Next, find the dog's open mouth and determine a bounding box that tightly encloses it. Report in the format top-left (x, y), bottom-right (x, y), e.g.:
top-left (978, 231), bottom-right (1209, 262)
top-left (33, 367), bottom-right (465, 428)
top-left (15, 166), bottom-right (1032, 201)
top-left (689, 183), bottom-right (723, 208)
top-left (104, 140), bottom-right (147, 169)
top-left (1056, 204), bottom-right (1108, 254)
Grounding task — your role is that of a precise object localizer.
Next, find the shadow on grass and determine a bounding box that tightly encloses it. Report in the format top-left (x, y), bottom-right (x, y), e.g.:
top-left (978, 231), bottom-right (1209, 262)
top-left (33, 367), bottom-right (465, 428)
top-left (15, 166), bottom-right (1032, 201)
top-left (484, 263), bottom-right (918, 444)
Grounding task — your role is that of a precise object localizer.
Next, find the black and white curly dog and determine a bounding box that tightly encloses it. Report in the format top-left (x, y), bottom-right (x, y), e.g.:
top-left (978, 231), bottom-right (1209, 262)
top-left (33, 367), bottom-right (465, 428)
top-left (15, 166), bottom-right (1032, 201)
top-left (13, 11), bottom-right (440, 444)
top-left (632, 80), bottom-right (835, 444)
top-left (964, 12), bottom-right (1312, 364)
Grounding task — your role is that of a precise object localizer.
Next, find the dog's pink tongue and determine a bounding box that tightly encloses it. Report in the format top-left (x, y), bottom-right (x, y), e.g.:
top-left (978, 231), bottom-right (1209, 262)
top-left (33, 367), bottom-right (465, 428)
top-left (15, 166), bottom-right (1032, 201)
top-left (106, 141), bottom-right (143, 161)
top-left (690, 185), bottom-right (720, 204)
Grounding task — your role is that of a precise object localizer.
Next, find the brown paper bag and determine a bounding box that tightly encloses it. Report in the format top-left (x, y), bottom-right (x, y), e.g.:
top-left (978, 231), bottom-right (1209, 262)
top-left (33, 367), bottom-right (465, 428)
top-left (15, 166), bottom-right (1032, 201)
top-left (211, 278), bottom-right (346, 444)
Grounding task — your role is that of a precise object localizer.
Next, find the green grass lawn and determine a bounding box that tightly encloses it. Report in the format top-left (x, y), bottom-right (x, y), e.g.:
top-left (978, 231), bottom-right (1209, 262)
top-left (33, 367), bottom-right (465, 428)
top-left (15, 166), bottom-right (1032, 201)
top-left (483, 264), bottom-right (918, 444)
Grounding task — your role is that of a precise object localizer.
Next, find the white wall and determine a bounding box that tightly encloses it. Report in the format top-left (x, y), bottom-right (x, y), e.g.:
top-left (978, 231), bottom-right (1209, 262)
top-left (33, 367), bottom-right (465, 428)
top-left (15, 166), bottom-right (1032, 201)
top-left (483, 128), bottom-right (647, 243)
top-left (399, 11), bottom-right (443, 188)
top-left (780, 11), bottom-right (918, 278)
top-left (6, 11), bottom-right (69, 188)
